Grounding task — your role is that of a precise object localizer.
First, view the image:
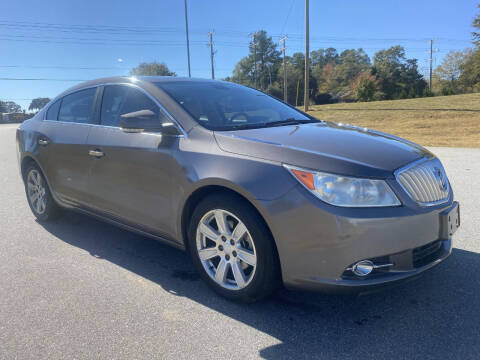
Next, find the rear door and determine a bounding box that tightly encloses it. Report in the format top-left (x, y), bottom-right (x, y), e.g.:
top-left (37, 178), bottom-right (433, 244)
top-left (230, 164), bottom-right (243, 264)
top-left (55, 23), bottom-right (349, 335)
top-left (85, 84), bottom-right (178, 235)
top-left (38, 87), bottom-right (99, 204)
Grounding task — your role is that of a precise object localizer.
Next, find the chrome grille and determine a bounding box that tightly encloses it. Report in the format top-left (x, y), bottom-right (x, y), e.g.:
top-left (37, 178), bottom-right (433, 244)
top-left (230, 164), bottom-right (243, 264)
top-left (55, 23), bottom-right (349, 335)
top-left (395, 158), bottom-right (450, 206)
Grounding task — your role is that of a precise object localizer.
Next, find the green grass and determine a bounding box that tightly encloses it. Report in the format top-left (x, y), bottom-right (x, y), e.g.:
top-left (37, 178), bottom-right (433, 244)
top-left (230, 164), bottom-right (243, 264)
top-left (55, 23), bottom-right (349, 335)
top-left (307, 93), bottom-right (480, 148)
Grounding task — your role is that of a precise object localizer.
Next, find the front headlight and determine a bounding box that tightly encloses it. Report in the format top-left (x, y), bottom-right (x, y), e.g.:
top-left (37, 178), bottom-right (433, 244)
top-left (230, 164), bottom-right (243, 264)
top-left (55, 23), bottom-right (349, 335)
top-left (284, 164), bottom-right (400, 207)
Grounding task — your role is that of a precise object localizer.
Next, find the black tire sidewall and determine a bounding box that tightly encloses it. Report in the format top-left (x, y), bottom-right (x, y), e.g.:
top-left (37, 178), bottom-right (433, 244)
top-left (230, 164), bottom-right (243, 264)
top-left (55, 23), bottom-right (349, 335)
top-left (187, 194), bottom-right (279, 302)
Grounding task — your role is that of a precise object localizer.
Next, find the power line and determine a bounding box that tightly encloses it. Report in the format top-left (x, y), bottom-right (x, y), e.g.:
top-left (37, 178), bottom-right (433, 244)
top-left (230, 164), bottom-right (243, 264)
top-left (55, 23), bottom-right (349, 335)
top-left (0, 77), bottom-right (89, 81)
top-left (0, 20), bottom-right (472, 43)
top-left (0, 65), bottom-right (130, 70)
top-left (0, 36), bottom-right (209, 47)
top-left (1, 98), bottom-right (37, 101)
top-left (0, 64), bottom-right (232, 71)
top-left (0, 21), bottom-right (181, 33)
top-left (280, 0), bottom-right (296, 36)
top-left (0, 34), bottom-right (465, 54)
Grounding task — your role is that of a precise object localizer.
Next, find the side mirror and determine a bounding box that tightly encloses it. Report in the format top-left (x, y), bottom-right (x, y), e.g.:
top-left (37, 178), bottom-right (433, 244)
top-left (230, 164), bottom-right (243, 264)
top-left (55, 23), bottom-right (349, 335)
top-left (119, 110), bottom-right (182, 135)
top-left (120, 109), bottom-right (163, 133)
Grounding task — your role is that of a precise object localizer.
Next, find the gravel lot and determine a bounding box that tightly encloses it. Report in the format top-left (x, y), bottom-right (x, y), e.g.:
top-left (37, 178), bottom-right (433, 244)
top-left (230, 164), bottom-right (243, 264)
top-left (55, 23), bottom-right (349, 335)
top-left (1, 123), bottom-right (479, 359)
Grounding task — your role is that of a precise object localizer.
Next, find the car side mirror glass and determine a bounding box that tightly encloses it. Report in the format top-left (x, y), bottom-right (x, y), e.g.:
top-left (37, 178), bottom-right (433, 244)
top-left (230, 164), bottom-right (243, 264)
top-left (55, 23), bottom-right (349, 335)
top-left (119, 109), bottom-right (180, 135)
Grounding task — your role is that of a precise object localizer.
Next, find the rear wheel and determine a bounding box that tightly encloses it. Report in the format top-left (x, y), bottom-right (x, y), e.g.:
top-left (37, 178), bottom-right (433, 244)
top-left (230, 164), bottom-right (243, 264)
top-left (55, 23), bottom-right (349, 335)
top-left (188, 194), bottom-right (279, 302)
top-left (24, 164), bottom-right (62, 221)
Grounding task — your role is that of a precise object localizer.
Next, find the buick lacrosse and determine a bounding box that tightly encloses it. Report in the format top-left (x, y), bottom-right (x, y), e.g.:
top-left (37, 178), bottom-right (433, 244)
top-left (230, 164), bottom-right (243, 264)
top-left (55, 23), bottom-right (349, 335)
top-left (17, 76), bottom-right (460, 302)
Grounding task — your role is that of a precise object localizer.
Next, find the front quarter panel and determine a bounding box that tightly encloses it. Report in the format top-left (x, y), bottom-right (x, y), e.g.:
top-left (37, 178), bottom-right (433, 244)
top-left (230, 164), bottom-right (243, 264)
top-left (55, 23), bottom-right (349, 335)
top-left (171, 126), bottom-right (298, 241)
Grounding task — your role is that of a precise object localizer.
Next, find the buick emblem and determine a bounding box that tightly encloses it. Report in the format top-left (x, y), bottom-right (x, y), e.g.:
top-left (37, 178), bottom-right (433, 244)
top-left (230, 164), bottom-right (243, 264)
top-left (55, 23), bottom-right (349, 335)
top-left (433, 167), bottom-right (448, 191)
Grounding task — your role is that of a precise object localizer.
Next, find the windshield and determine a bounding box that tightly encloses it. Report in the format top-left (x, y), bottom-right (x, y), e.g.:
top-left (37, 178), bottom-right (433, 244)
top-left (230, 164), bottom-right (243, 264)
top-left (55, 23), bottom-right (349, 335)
top-left (155, 81), bottom-right (317, 131)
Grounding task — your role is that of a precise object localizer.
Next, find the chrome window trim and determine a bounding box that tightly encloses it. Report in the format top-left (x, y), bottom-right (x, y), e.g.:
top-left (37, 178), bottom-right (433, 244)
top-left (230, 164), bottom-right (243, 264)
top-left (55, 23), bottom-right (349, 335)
top-left (394, 157), bottom-right (450, 207)
top-left (43, 84), bottom-right (100, 121)
top-left (43, 82), bottom-right (187, 138)
top-left (42, 119), bottom-right (184, 138)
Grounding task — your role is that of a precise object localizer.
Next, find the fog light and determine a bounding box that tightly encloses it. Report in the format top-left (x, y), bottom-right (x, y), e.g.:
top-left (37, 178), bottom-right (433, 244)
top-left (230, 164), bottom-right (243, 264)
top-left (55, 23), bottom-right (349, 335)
top-left (352, 260), bottom-right (374, 277)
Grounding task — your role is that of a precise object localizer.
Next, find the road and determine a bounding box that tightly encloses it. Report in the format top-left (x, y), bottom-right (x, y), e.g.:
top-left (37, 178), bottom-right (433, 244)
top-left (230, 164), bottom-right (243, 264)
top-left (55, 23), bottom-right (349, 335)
top-left (0, 123), bottom-right (479, 359)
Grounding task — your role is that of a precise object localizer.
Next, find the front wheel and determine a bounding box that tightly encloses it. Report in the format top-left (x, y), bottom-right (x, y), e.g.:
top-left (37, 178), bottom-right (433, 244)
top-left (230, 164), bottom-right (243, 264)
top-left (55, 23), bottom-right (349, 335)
top-left (188, 194), bottom-right (280, 302)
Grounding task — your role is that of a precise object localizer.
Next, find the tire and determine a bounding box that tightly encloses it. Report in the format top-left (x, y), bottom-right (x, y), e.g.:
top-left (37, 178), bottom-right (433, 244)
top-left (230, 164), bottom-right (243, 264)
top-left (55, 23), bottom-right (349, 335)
top-left (24, 163), bottom-right (62, 221)
top-left (188, 193), bottom-right (280, 302)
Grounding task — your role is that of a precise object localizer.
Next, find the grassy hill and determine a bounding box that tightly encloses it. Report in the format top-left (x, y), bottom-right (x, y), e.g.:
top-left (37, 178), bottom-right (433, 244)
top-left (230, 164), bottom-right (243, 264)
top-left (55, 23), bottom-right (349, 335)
top-left (307, 93), bottom-right (480, 147)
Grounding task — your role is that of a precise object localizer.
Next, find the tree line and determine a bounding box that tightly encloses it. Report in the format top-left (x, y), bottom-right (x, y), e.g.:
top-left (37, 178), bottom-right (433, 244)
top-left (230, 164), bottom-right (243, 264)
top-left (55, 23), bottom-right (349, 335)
top-left (434, 4), bottom-right (480, 95)
top-left (132, 4), bottom-right (480, 106)
top-left (0, 97), bottom-right (50, 114)
top-left (224, 33), bottom-right (428, 105)
top-left (3, 4), bottom-right (480, 114)
top-left (127, 2), bottom-right (480, 106)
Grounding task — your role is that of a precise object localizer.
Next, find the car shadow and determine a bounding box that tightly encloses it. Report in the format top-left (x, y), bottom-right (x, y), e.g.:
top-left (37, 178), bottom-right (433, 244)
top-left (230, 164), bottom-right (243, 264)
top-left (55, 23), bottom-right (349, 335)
top-left (39, 211), bottom-right (480, 360)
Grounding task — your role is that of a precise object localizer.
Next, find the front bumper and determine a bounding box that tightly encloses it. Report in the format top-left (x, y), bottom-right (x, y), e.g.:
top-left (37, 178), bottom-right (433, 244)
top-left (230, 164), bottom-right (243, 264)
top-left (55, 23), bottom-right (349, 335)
top-left (259, 184), bottom-right (457, 293)
top-left (290, 239), bottom-right (452, 293)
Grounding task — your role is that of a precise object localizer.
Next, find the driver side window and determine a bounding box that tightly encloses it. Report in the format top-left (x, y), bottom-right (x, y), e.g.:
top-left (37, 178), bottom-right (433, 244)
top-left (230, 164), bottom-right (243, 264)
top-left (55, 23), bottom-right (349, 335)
top-left (100, 85), bottom-right (166, 127)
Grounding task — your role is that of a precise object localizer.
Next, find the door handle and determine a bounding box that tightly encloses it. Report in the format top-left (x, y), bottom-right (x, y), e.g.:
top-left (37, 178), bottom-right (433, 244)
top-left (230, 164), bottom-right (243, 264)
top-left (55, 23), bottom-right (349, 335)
top-left (88, 149), bottom-right (104, 158)
top-left (38, 139), bottom-right (49, 146)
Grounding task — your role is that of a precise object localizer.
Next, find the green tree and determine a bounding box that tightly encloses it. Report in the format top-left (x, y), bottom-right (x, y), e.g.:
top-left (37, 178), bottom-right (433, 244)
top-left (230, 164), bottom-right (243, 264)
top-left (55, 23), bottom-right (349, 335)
top-left (372, 46), bottom-right (405, 98)
top-left (458, 48), bottom-right (480, 92)
top-left (130, 62), bottom-right (176, 76)
top-left (0, 100), bottom-right (21, 113)
top-left (457, 5), bottom-right (480, 92)
top-left (28, 97), bottom-right (51, 112)
top-left (310, 48), bottom-right (339, 68)
top-left (434, 49), bottom-right (472, 94)
top-left (473, 4), bottom-right (480, 45)
top-left (351, 72), bottom-right (383, 101)
top-left (312, 48), bottom-right (370, 101)
top-left (230, 30), bottom-right (282, 91)
top-left (276, 52), bottom-right (317, 106)
top-left (332, 49), bottom-right (370, 96)
top-left (373, 46), bottom-right (426, 99)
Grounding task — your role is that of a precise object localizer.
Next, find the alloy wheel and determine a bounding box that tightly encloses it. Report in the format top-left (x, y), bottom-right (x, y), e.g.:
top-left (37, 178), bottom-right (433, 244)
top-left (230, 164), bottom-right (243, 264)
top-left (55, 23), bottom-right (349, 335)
top-left (27, 169), bottom-right (47, 215)
top-left (196, 209), bottom-right (257, 290)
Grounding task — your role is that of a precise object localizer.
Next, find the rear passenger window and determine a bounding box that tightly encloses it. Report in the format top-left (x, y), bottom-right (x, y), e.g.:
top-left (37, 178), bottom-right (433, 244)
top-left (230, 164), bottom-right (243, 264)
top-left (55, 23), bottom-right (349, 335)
top-left (45, 100), bottom-right (61, 120)
top-left (58, 88), bottom-right (96, 124)
top-left (100, 85), bottom-right (166, 127)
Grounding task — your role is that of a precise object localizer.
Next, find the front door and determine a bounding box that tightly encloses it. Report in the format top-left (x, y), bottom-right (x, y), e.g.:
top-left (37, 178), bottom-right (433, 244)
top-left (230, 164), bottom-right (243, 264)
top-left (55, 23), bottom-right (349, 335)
top-left (85, 84), bottom-right (178, 236)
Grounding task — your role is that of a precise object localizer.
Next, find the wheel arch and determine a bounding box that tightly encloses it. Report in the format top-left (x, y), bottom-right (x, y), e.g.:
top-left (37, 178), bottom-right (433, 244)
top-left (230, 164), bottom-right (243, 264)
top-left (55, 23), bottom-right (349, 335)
top-left (180, 184), bottom-right (281, 272)
top-left (20, 154), bottom-right (40, 182)
top-left (20, 154), bottom-right (56, 199)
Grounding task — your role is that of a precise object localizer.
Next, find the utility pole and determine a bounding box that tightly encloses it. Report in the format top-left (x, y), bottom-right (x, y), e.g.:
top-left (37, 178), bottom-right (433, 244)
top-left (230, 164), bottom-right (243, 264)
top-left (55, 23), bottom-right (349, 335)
top-left (252, 33), bottom-right (257, 88)
top-left (296, 79), bottom-right (300, 107)
top-left (280, 36), bottom-right (288, 102)
top-left (428, 39), bottom-right (439, 92)
top-left (184, 0), bottom-right (191, 78)
top-left (429, 39), bottom-right (433, 91)
top-left (304, 0), bottom-right (310, 111)
top-left (208, 31), bottom-right (215, 79)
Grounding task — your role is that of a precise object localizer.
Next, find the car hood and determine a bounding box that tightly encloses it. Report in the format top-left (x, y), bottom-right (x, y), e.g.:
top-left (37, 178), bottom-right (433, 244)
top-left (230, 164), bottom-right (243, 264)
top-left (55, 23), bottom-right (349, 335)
top-left (214, 122), bottom-right (432, 178)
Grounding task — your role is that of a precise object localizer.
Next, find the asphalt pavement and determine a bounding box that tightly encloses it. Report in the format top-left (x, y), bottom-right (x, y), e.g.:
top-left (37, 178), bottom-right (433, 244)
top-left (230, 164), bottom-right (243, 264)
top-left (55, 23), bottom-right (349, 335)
top-left (1, 123), bottom-right (479, 359)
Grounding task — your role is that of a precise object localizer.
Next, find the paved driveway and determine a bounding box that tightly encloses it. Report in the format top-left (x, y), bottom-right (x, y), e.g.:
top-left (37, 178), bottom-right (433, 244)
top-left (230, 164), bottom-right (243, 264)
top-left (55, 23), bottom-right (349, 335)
top-left (1, 123), bottom-right (479, 359)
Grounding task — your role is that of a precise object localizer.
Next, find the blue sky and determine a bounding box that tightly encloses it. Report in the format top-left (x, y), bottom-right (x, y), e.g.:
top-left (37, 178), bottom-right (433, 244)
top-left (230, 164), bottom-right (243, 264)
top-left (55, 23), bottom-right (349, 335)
top-left (1, 0), bottom-right (478, 110)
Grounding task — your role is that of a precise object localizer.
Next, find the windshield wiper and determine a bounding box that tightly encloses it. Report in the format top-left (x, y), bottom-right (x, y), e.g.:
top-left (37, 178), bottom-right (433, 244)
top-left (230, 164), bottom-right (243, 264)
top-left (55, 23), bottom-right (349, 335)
top-left (221, 118), bottom-right (318, 131)
top-left (259, 118), bottom-right (318, 128)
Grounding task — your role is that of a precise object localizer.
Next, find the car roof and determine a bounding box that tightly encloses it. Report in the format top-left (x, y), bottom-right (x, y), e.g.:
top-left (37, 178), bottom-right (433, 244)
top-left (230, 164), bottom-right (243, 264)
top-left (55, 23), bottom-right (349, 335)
top-left (55, 76), bottom-right (221, 99)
